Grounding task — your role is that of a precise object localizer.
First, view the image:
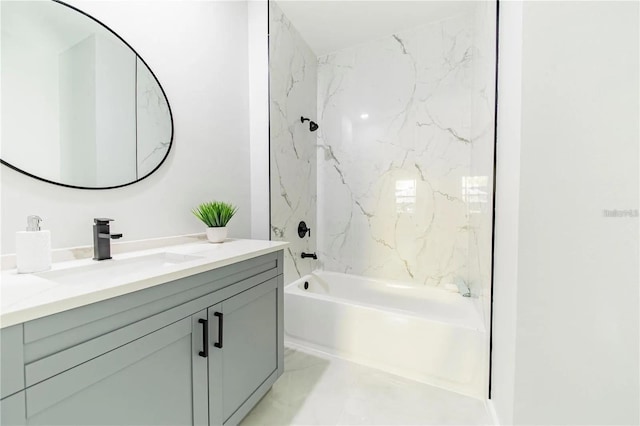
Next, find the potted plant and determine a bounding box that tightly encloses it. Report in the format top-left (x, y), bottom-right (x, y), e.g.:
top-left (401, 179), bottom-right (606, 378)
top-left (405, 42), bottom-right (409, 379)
top-left (192, 201), bottom-right (238, 243)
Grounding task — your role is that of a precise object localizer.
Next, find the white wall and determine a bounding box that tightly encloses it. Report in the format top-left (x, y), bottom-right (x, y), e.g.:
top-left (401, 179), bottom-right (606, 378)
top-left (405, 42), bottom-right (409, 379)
top-left (493, 1), bottom-right (639, 424)
top-left (248, 0), bottom-right (270, 241)
top-left (1, 1), bottom-right (252, 253)
top-left (491, 2), bottom-right (522, 424)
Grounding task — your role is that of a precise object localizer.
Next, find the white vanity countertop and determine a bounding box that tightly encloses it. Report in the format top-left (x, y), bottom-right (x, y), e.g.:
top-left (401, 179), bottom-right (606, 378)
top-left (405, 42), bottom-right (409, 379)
top-left (0, 239), bottom-right (289, 329)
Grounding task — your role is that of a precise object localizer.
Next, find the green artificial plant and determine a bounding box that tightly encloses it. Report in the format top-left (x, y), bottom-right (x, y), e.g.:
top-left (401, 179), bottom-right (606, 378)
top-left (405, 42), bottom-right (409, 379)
top-left (192, 201), bottom-right (238, 228)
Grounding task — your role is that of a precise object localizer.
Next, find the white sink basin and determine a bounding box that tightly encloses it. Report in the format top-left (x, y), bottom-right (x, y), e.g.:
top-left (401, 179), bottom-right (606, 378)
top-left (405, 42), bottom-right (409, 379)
top-left (165, 243), bottom-right (226, 257)
top-left (35, 252), bottom-right (203, 286)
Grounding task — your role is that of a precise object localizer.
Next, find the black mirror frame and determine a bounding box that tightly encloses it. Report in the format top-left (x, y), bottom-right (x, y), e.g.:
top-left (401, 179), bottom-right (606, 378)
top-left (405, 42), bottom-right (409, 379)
top-left (0, 0), bottom-right (174, 190)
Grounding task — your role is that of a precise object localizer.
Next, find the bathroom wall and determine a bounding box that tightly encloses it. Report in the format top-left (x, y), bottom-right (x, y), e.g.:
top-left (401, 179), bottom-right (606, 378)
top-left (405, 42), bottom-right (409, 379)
top-left (1, 1), bottom-right (252, 254)
top-left (490, 1), bottom-right (522, 422)
top-left (514, 1), bottom-right (639, 422)
top-left (493, 1), bottom-right (639, 424)
top-left (248, 0), bottom-right (270, 241)
top-left (316, 11), bottom-right (477, 287)
top-left (269, 2), bottom-right (318, 283)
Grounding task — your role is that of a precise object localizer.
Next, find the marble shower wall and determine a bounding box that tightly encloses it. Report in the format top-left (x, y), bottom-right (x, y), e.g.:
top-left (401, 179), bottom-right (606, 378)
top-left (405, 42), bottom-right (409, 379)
top-left (269, 2), bottom-right (318, 284)
top-left (317, 10), bottom-right (482, 287)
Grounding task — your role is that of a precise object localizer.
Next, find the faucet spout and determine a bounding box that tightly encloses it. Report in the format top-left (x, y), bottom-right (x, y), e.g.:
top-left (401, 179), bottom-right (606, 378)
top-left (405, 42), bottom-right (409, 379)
top-left (98, 233), bottom-right (123, 239)
top-left (93, 218), bottom-right (122, 260)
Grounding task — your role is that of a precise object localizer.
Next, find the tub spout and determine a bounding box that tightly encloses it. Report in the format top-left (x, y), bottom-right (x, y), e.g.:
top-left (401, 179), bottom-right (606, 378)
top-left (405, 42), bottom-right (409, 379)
top-left (301, 252), bottom-right (317, 260)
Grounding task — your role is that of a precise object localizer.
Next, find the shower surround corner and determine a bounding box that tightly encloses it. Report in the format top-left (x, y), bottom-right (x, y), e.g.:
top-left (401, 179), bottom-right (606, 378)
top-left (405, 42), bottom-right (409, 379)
top-left (269, 0), bottom-right (497, 402)
top-left (269, 2), bottom-right (318, 283)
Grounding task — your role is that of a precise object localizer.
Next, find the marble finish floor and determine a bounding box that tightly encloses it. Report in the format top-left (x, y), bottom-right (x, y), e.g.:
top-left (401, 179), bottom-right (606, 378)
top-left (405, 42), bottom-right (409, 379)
top-left (241, 347), bottom-right (491, 426)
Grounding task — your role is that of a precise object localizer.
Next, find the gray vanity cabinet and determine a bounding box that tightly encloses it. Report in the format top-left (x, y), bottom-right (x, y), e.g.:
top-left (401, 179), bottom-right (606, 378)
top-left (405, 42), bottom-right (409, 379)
top-left (0, 251), bottom-right (284, 426)
top-left (24, 312), bottom-right (209, 426)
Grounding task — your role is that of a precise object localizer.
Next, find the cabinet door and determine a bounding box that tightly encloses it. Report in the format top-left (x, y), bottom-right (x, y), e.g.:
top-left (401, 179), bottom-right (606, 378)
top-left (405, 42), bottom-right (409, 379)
top-left (208, 278), bottom-right (279, 425)
top-left (25, 313), bottom-right (209, 426)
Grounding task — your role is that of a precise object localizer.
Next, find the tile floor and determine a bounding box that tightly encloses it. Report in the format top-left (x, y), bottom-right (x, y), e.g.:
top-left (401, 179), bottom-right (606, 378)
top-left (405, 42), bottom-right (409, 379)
top-left (241, 347), bottom-right (492, 426)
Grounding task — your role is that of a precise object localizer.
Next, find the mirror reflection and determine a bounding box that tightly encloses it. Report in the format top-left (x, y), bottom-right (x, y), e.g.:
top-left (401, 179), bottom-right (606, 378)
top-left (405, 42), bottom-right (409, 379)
top-left (1, 1), bottom-right (173, 189)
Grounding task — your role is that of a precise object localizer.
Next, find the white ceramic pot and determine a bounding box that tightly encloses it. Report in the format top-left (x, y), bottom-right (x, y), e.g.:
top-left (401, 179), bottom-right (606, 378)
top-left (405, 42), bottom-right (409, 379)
top-left (206, 227), bottom-right (227, 243)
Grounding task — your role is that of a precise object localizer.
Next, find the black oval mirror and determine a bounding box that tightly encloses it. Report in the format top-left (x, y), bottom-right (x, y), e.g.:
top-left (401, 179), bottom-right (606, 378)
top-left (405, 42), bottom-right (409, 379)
top-left (0, 0), bottom-right (173, 189)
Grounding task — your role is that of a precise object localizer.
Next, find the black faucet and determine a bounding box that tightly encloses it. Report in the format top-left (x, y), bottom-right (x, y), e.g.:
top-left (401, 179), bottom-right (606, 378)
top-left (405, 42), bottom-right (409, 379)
top-left (93, 218), bottom-right (123, 261)
top-left (301, 252), bottom-right (317, 260)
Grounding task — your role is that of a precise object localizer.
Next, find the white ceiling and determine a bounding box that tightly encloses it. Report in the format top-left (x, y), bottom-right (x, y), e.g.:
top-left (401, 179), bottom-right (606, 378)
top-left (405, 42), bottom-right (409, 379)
top-left (275, 1), bottom-right (476, 57)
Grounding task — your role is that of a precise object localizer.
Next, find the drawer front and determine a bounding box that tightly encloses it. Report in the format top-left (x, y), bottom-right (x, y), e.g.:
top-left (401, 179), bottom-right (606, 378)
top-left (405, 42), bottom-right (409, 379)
top-left (23, 253), bottom-right (279, 364)
top-left (24, 268), bottom-right (279, 387)
top-left (0, 325), bottom-right (25, 399)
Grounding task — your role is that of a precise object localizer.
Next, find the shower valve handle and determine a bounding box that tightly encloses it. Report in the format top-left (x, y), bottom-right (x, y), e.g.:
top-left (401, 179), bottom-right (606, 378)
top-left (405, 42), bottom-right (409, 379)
top-left (298, 221), bottom-right (311, 238)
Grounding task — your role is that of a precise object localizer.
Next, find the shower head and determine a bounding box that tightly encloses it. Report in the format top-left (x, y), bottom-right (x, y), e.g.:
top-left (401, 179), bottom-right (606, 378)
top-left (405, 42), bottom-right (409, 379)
top-left (301, 116), bottom-right (319, 132)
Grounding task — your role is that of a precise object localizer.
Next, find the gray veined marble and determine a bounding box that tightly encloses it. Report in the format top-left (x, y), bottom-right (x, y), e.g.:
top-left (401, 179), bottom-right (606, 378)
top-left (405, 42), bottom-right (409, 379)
top-left (270, 3), bottom-right (495, 292)
top-left (317, 11), bottom-right (482, 288)
top-left (269, 3), bottom-right (318, 284)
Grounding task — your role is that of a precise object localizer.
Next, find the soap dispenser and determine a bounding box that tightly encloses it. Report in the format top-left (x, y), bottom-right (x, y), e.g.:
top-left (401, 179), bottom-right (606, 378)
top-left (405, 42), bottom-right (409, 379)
top-left (16, 215), bottom-right (52, 273)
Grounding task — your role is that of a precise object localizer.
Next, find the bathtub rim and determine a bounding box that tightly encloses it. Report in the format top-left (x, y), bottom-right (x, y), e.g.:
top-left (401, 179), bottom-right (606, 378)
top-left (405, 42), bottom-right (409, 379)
top-left (286, 271), bottom-right (486, 332)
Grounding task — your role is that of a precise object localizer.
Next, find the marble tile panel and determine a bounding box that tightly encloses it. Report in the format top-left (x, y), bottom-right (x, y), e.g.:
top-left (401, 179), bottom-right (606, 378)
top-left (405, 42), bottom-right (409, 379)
top-left (317, 12), bottom-right (478, 287)
top-left (269, 2), bottom-right (318, 284)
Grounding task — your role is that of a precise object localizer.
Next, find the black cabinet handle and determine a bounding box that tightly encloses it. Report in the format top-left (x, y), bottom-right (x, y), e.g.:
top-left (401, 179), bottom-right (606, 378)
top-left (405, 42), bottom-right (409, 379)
top-left (214, 312), bottom-right (223, 348)
top-left (198, 318), bottom-right (208, 358)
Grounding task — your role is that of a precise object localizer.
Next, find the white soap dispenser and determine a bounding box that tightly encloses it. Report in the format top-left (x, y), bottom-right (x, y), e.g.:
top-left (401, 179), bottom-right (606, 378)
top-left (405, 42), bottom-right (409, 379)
top-left (16, 215), bottom-right (52, 274)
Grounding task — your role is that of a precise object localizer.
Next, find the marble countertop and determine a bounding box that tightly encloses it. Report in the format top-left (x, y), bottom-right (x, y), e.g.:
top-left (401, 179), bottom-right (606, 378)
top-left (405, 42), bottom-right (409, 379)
top-left (0, 239), bottom-right (288, 329)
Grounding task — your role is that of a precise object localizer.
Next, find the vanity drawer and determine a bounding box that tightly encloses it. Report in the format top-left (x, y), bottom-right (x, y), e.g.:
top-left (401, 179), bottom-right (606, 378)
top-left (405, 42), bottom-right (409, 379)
top-left (24, 268), bottom-right (278, 387)
top-left (0, 324), bottom-right (25, 399)
top-left (23, 252), bottom-right (280, 364)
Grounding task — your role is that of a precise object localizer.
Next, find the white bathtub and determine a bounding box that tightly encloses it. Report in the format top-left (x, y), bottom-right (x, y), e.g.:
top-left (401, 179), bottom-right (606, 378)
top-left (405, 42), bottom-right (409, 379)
top-left (284, 271), bottom-right (487, 399)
